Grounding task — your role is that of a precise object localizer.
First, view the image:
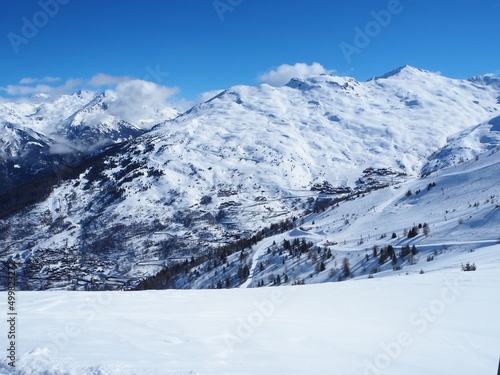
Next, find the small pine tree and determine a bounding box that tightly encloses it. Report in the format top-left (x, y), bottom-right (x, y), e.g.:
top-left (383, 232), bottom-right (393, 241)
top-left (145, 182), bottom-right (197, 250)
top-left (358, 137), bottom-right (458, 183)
top-left (461, 262), bottom-right (477, 271)
top-left (407, 226), bottom-right (419, 238)
top-left (300, 238), bottom-right (308, 253)
top-left (342, 257), bottom-right (351, 277)
top-left (391, 254), bottom-right (397, 266)
top-left (244, 264), bottom-right (250, 278)
top-left (400, 245), bottom-right (411, 258)
top-left (283, 239), bottom-right (291, 251)
top-left (411, 245), bottom-right (418, 256)
top-left (379, 249), bottom-right (388, 265)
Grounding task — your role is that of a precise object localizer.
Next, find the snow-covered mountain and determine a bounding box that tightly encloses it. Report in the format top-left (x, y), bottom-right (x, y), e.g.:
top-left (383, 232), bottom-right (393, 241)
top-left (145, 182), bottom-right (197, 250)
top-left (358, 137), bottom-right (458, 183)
top-left (422, 115), bottom-right (500, 175)
top-left (0, 90), bottom-right (179, 193)
top-left (0, 66), bottom-right (499, 291)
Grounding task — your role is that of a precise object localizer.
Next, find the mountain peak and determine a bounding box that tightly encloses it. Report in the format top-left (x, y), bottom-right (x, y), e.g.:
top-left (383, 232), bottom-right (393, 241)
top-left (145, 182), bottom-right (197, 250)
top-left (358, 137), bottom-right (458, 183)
top-left (285, 74), bottom-right (357, 91)
top-left (30, 92), bottom-right (51, 100)
top-left (74, 89), bottom-right (95, 99)
top-left (285, 77), bottom-right (320, 91)
top-left (373, 65), bottom-right (430, 80)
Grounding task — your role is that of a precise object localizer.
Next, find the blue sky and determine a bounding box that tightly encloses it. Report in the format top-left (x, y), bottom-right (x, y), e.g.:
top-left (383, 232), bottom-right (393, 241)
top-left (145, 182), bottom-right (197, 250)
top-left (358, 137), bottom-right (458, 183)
top-left (1, 0), bottom-right (499, 104)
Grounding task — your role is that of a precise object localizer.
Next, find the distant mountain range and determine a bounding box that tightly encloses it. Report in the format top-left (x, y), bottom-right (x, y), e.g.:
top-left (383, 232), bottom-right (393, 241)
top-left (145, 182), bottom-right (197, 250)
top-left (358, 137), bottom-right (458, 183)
top-left (1, 66), bottom-right (499, 290)
top-left (0, 90), bottom-right (178, 193)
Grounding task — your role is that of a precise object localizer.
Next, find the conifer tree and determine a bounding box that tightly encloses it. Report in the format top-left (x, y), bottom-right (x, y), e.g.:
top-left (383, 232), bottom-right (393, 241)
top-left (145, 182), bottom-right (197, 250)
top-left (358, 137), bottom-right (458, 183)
top-left (391, 254), bottom-right (397, 266)
top-left (411, 245), bottom-right (418, 256)
top-left (342, 257), bottom-right (351, 277)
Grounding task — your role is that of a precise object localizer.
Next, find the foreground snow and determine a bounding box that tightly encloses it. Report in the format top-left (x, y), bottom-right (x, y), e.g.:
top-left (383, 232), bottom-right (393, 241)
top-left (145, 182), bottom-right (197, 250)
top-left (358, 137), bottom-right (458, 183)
top-left (2, 244), bottom-right (499, 374)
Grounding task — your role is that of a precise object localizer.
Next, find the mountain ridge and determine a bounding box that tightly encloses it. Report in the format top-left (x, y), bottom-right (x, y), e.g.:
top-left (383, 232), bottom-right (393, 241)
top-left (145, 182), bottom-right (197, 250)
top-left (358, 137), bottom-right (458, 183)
top-left (0, 66), bottom-right (499, 290)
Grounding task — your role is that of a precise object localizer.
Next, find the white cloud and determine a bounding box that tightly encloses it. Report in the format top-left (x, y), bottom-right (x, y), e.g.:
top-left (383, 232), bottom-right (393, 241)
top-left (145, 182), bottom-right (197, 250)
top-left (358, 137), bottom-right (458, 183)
top-left (0, 75), bottom-right (182, 122)
top-left (197, 89), bottom-right (224, 104)
top-left (163, 89), bottom-right (225, 115)
top-left (0, 74), bottom-right (178, 106)
top-left (19, 76), bottom-right (61, 85)
top-left (1, 75), bottom-right (139, 99)
top-left (48, 142), bottom-right (76, 155)
top-left (257, 62), bottom-right (333, 86)
top-left (105, 79), bottom-right (180, 127)
top-left (1, 84), bottom-right (51, 96)
top-left (0, 78), bottom-right (81, 98)
top-left (88, 73), bottom-right (131, 87)
top-left (172, 98), bottom-right (195, 113)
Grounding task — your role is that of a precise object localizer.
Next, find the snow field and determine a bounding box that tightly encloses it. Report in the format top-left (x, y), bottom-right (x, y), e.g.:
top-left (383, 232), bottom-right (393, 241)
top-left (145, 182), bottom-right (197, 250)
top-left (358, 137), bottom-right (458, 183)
top-left (2, 243), bottom-right (499, 374)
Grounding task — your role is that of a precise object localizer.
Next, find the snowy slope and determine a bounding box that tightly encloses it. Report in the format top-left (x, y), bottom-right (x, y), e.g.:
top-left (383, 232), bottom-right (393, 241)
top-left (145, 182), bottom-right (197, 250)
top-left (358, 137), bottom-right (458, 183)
top-left (422, 115), bottom-right (500, 174)
top-left (0, 66), bottom-right (499, 290)
top-left (1, 243), bottom-right (499, 374)
top-left (167, 66), bottom-right (498, 183)
top-left (233, 145), bottom-right (500, 290)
